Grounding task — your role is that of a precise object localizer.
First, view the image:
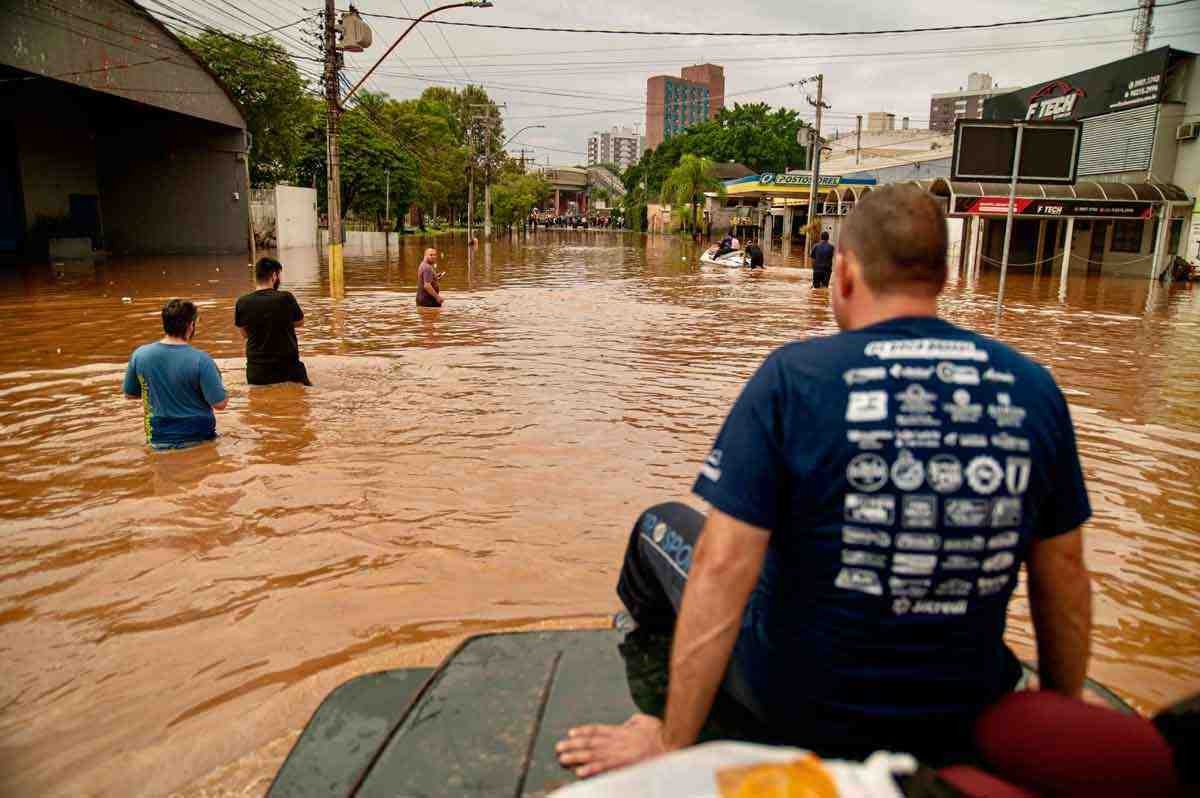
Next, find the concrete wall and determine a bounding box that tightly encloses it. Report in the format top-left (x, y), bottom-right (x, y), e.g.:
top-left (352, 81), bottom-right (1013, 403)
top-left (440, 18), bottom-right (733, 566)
top-left (13, 100), bottom-right (98, 227)
top-left (841, 157), bottom-right (951, 184)
top-left (96, 110), bottom-right (247, 255)
top-left (275, 186), bottom-right (318, 250)
top-left (1, 78), bottom-right (248, 256)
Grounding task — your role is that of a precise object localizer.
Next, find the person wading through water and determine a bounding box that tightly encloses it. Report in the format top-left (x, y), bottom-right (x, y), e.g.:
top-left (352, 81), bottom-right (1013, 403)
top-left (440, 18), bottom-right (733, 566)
top-left (235, 257), bottom-right (311, 387)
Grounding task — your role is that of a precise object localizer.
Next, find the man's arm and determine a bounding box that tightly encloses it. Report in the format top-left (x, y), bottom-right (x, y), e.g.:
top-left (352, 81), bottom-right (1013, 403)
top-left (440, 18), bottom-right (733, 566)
top-left (556, 509), bottom-right (769, 778)
top-left (237, 326), bottom-right (249, 339)
top-left (662, 509), bottom-right (770, 749)
top-left (293, 319), bottom-right (305, 328)
top-left (423, 278), bottom-right (442, 303)
top-left (1026, 528), bottom-right (1091, 697)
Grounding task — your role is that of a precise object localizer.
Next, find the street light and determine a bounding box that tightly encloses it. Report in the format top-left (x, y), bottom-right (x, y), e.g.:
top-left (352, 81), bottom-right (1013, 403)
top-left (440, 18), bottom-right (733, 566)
top-left (342, 1), bottom-right (493, 107)
top-left (502, 124), bottom-right (545, 149)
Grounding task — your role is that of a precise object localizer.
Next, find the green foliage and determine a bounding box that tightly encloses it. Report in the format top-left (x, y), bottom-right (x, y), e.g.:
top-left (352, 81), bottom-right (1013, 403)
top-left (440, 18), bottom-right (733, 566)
top-left (660, 154), bottom-right (725, 235)
top-left (630, 102), bottom-right (809, 197)
top-left (491, 172), bottom-right (552, 232)
top-left (181, 31), bottom-right (311, 186)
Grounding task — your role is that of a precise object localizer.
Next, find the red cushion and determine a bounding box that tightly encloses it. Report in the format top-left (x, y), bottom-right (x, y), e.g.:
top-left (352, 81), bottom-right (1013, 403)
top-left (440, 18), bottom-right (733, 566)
top-left (974, 690), bottom-right (1179, 797)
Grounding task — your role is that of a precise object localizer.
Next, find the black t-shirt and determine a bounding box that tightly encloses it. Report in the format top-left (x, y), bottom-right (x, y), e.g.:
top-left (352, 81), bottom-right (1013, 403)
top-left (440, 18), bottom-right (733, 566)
top-left (746, 243), bottom-right (764, 268)
top-left (235, 288), bottom-right (303, 384)
top-left (811, 241), bottom-right (835, 272)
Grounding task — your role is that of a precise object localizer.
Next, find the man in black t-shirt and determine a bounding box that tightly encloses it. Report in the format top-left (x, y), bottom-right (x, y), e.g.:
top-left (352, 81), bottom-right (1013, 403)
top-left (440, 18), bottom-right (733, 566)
top-left (810, 230), bottom-right (835, 288)
top-left (745, 238), bottom-right (764, 269)
top-left (235, 257), bottom-right (311, 386)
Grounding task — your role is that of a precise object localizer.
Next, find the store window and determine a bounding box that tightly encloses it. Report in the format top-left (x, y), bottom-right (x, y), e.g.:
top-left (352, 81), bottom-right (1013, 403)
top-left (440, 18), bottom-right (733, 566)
top-left (1110, 221), bottom-right (1144, 253)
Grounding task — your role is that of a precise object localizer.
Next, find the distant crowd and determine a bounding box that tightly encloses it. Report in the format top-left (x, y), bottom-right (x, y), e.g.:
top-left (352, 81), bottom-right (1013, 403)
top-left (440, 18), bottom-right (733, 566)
top-left (529, 213), bottom-right (624, 230)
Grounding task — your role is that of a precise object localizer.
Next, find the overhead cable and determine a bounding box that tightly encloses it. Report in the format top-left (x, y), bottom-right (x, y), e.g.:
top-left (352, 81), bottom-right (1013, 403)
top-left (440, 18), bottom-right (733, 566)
top-left (350, 0), bottom-right (1198, 37)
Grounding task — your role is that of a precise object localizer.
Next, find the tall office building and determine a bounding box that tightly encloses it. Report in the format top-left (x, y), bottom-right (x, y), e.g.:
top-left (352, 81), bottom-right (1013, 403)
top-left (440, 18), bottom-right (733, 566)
top-left (929, 72), bottom-right (1004, 132)
top-left (645, 63), bottom-right (725, 150)
top-left (587, 126), bottom-right (645, 172)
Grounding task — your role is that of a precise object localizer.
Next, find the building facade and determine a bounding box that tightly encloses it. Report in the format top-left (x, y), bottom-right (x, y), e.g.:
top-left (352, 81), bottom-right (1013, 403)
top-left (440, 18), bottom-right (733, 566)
top-left (0, 0), bottom-right (250, 259)
top-left (645, 64), bottom-right (725, 151)
top-left (866, 112), bottom-right (896, 132)
top-left (963, 46), bottom-right (1199, 276)
top-left (929, 72), bottom-right (1005, 132)
top-left (587, 126), bottom-right (645, 172)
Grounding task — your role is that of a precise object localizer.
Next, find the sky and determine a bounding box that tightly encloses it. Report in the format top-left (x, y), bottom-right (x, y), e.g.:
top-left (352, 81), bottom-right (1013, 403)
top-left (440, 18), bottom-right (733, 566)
top-left (164, 0), bottom-right (1200, 165)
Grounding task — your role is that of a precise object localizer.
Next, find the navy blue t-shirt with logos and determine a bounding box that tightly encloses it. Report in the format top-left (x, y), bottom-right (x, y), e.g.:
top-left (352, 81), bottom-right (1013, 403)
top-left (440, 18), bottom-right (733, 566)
top-left (693, 316), bottom-right (1090, 756)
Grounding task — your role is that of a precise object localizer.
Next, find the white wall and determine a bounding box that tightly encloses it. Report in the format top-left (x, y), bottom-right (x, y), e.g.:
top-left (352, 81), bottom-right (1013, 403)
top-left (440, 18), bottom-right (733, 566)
top-left (274, 185), bottom-right (318, 250)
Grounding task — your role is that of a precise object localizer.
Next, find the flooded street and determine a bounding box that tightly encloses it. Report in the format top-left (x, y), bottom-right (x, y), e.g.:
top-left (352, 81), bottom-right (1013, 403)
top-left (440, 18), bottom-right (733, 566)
top-left (1, 232), bottom-right (1198, 796)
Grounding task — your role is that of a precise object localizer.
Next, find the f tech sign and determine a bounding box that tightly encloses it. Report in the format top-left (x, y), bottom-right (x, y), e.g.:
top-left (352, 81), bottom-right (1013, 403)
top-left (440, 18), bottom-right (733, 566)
top-left (1025, 81), bottom-right (1085, 120)
top-left (955, 196), bottom-right (1155, 219)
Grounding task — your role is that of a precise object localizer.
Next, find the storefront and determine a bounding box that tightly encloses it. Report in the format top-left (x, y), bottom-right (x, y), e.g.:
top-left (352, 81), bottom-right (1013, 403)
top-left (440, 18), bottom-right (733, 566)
top-left (926, 178), bottom-right (1191, 280)
top-left (710, 172), bottom-right (878, 244)
top-left (976, 46), bottom-right (1198, 274)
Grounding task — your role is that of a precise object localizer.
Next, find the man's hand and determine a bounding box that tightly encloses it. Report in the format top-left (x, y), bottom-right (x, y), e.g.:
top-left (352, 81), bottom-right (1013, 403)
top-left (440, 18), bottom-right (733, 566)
top-left (555, 714), bottom-right (665, 778)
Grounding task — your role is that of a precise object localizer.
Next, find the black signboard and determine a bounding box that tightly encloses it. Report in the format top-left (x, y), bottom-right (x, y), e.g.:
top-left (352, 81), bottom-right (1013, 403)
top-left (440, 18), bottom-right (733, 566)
top-left (983, 47), bottom-right (1173, 122)
top-left (952, 196), bottom-right (1154, 219)
top-left (952, 120), bottom-right (1081, 184)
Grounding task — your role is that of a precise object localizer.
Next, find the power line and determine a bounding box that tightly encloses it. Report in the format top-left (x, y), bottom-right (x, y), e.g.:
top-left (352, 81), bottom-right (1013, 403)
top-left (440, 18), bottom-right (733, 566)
top-left (351, 27), bottom-right (1200, 73)
top-left (422, 0), bottom-right (474, 83)
top-left (351, 0), bottom-right (1198, 37)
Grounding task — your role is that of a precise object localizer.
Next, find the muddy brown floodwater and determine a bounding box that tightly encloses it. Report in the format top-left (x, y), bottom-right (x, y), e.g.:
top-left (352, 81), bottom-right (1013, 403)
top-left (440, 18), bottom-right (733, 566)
top-left (0, 231), bottom-right (1198, 795)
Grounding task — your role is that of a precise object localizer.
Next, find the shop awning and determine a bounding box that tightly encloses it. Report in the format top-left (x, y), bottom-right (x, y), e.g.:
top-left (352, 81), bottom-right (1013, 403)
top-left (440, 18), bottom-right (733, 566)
top-left (935, 179), bottom-right (1189, 203)
top-left (917, 178), bottom-right (1193, 219)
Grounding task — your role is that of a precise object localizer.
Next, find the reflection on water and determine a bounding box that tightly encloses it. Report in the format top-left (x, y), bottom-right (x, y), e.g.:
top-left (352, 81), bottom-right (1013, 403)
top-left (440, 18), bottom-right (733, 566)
top-left (0, 232), bottom-right (1197, 795)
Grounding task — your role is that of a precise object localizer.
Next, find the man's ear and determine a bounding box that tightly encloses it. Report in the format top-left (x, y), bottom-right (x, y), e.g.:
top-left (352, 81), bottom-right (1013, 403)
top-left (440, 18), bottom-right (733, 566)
top-left (834, 250), bottom-right (850, 297)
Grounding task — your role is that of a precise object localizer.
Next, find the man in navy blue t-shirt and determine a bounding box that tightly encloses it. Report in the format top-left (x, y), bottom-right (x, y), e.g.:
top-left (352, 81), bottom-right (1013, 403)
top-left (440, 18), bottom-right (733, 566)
top-left (558, 184), bottom-right (1093, 776)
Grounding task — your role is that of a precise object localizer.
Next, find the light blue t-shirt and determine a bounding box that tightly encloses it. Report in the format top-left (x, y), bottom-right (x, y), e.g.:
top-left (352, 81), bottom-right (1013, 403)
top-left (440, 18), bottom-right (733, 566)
top-left (123, 342), bottom-right (226, 448)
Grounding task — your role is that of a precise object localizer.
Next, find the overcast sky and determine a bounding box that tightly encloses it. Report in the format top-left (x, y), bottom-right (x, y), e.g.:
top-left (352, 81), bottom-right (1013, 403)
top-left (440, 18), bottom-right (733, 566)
top-left (172, 0), bottom-right (1200, 164)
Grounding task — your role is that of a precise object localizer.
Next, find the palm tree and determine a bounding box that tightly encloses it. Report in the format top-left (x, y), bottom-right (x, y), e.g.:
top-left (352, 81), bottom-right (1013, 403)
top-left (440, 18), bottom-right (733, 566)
top-left (660, 154), bottom-right (725, 237)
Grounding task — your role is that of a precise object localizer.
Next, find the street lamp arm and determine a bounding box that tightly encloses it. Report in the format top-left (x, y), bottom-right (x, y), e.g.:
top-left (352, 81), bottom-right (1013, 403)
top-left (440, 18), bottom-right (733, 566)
top-left (342, 1), bottom-right (491, 107)
top-left (502, 124), bottom-right (545, 149)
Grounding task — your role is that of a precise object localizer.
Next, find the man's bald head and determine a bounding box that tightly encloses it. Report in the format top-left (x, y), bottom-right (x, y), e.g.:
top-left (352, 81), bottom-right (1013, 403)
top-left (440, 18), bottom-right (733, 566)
top-left (837, 185), bottom-right (947, 297)
top-left (424, 248), bottom-right (438, 262)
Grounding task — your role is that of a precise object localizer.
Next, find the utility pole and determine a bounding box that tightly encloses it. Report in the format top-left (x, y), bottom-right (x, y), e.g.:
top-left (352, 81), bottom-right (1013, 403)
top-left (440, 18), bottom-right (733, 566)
top-left (855, 114), bottom-right (862, 165)
top-left (467, 130), bottom-right (475, 242)
top-left (384, 168), bottom-right (390, 259)
top-left (1132, 0), bottom-right (1154, 54)
top-left (323, 0), bottom-right (344, 287)
top-left (805, 74), bottom-right (829, 268)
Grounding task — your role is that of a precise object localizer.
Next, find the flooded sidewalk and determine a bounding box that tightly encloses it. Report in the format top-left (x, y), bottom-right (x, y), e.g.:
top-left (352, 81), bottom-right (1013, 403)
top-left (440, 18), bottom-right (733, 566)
top-left (0, 232), bottom-right (1197, 795)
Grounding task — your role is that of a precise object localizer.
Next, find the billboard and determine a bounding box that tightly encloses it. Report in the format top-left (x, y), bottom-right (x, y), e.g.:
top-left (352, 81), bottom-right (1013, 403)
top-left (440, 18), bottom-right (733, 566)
top-left (952, 120), bottom-right (1081, 184)
top-left (983, 47), bottom-right (1173, 122)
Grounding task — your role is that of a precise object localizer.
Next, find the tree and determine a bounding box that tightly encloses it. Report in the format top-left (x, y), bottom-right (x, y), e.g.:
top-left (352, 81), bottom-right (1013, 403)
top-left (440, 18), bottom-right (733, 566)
top-left (182, 31), bottom-right (312, 185)
top-left (491, 171), bottom-right (551, 233)
top-left (660, 155), bottom-right (725, 236)
top-left (296, 93), bottom-right (418, 226)
top-left (627, 101), bottom-right (809, 199)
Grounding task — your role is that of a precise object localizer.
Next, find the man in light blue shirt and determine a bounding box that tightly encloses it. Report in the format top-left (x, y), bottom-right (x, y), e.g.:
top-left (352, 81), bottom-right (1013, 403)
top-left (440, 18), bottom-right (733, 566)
top-left (123, 299), bottom-right (228, 449)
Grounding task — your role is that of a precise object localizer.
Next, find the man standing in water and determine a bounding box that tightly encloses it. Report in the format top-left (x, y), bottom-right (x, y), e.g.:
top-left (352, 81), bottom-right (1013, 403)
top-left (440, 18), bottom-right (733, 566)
top-left (557, 184), bottom-right (1092, 775)
top-left (124, 299), bottom-right (228, 449)
top-left (416, 248), bottom-right (444, 308)
top-left (810, 229), bottom-right (835, 288)
top-left (235, 257), bottom-right (311, 386)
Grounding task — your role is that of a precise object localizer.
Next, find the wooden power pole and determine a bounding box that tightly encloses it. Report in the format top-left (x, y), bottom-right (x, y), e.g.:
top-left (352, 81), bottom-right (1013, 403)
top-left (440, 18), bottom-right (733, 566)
top-left (805, 74), bottom-right (829, 267)
top-left (323, 0), bottom-right (344, 288)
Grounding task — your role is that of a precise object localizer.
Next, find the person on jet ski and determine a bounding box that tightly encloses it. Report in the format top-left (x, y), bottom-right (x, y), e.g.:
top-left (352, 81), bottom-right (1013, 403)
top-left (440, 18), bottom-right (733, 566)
top-left (714, 230), bottom-right (741, 259)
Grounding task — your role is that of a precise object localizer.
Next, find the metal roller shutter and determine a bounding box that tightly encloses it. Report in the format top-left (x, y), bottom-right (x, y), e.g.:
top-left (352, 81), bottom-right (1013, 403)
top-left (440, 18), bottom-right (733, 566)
top-left (1078, 104), bottom-right (1158, 176)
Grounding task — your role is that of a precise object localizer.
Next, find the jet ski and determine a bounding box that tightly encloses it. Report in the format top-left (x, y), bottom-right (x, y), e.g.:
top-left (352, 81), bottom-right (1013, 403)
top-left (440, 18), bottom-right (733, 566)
top-left (700, 248), bottom-right (751, 268)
